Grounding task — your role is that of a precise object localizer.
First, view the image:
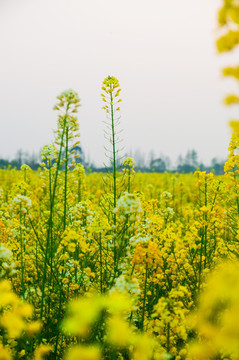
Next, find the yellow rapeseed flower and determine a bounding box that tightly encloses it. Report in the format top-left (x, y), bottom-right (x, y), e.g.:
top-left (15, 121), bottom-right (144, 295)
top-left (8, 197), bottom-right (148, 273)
top-left (65, 345), bottom-right (101, 360)
top-left (34, 345), bottom-right (53, 360)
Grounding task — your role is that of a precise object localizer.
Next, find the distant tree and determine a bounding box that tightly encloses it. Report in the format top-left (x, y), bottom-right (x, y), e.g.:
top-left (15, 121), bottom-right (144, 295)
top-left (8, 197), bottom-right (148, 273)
top-left (176, 149), bottom-right (198, 173)
top-left (27, 152), bottom-right (40, 170)
top-left (199, 162), bottom-right (206, 171)
top-left (185, 149), bottom-right (198, 168)
top-left (160, 154), bottom-right (171, 170)
top-left (10, 159), bottom-right (19, 169)
top-left (211, 157), bottom-right (225, 174)
top-left (0, 159), bottom-right (9, 168)
top-left (134, 148), bottom-right (146, 169)
top-left (148, 150), bottom-right (156, 168)
top-left (177, 163), bottom-right (196, 173)
top-left (150, 158), bottom-right (166, 173)
top-left (191, 149), bottom-right (198, 168)
top-left (16, 149), bottom-right (24, 168)
top-left (177, 154), bottom-right (184, 167)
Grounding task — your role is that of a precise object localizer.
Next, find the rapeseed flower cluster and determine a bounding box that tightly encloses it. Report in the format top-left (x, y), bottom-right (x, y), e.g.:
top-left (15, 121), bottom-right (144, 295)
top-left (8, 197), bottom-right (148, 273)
top-left (2, 150), bottom-right (239, 359)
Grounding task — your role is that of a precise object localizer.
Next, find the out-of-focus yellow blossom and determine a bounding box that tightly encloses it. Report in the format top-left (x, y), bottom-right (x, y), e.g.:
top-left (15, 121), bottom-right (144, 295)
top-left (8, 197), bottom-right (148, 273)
top-left (0, 279), bottom-right (35, 338)
top-left (217, 30), bottom-right (239, 53)
top-left (26, 320), bottom-right (42, 335)
top-left (131, 333), bottom-right (158, 360)
top-left (62, 295), bottom-right (105, 337)
top-left (188, 261), bottom-right (239, 359)
top-left (223, 66), bottom-right (239, 80)
top-left (0, 344), bottom-right (12, 360)
top-left (34, 345), bottom-right (53, 360)
top-left (64, 345), bottom-right (101, 360)
top-left (106, 315), bottom-right (133, 347)
top-left (229, 119), bottom-right (239, 134)
top-left (18, 349), bottom-right (26, 358)
top-left (224, 94), bottom-right (239, 105)
top-left (0, 280), bottom-right (16, 306)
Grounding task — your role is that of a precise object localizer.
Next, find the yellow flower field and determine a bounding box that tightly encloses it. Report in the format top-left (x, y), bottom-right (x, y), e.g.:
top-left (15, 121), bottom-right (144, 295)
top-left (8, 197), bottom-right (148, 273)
top-left (3, 2), bottom-right (239, 358)
top-left (1, 145), bottom-right (239, 359)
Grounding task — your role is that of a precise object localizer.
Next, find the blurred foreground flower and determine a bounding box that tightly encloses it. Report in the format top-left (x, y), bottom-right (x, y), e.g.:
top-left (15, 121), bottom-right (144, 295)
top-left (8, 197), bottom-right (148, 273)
top-left (188, 260), bottom-right (239, 359)
top-left (63, 290), bottom-right (162, 360)
top-left (64, 345), bottom-right (101, 360)
top-left (229, 120), bottom-right (239, 134)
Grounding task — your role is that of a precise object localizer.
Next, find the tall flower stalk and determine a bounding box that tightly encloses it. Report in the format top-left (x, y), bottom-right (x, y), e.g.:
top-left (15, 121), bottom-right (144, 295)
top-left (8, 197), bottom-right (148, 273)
top-left (101, 76), bottom-right (123, 273)
top-left (53, 90), bottom-right (81, 229)
top-left (101, 76), bottom-right (122, 219)
top-left (39, 90), bottom-right (81, 351)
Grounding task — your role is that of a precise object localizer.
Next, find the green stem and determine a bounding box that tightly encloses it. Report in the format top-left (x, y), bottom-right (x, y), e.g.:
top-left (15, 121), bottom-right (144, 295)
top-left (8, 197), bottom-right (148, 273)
top-left (99, 233), bottom-right (103, 293)
top-left (20, 209), bottom-right (25, 299)
top-left (64, 126), bottom-right (69, 230)
top-left (40, 107), bottom-right (68, 324)
top-left (204, 178), bottom-right (208, 268)
top-left (110, 86), bottom-right (117, 274)
top-left (54, 124), bottom-right (69, 358)
top-left (166, 322), bottom-right (170, 353)
top-left (140, 261), bottom-right (148, 331)
top-left (78, 176), bottom-right (82, 202)
top-left (128, 168), bottom-right (131, 193)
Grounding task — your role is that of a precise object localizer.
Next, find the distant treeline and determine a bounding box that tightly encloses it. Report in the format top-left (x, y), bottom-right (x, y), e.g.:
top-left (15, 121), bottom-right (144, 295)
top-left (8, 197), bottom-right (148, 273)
top-left (0, 148), bottom-right (226, 174)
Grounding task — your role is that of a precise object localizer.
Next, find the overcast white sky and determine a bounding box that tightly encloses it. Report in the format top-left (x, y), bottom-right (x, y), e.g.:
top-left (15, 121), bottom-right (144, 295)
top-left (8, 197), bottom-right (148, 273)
top-left (0, 0), bottom-right (238, 166)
